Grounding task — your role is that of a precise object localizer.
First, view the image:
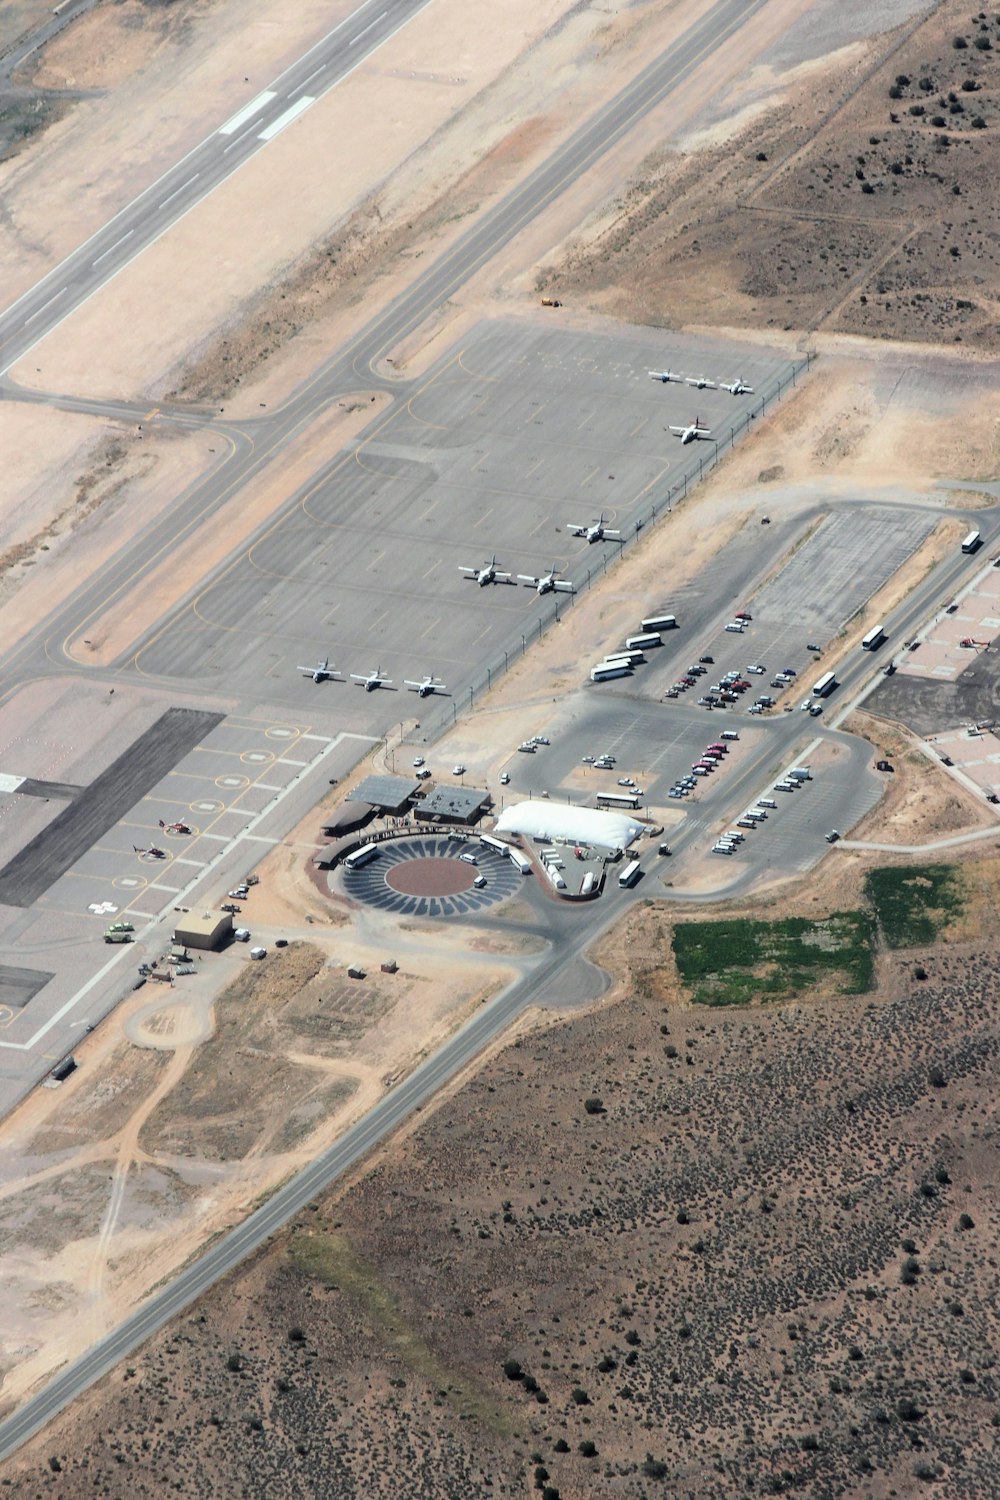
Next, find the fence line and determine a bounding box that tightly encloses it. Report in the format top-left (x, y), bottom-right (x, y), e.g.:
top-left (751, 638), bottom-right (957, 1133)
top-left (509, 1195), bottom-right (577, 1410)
top-left (412, 352), bottom-right (815, 742)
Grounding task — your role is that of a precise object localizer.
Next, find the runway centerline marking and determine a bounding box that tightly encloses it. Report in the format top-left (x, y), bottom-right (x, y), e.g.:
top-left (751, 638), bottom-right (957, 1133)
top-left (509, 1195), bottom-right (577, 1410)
top-left (93, 230), bottom-right (133, 266)
top-left (349, 10), bottom-right (387, 45)
top-left (291, 64), bottom-right (326, 96)
top-left (24, 290), bottom-right (66, 325)
top-left (159, 174), bottom-right (200, 210)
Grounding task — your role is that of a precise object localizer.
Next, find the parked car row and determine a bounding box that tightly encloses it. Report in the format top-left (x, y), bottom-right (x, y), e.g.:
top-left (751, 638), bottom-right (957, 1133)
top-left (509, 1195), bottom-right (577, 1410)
top-left (669, 734), bottom-right (739, 800)
top-left (711, 767), bottom-right (813, 854)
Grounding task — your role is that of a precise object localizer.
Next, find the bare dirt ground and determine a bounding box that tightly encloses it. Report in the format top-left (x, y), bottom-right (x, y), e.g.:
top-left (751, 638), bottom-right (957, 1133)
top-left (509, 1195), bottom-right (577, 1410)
top-left (553, 0), bottom-right (1000, 351)
top-left (5, 869), bottom-right (996, 1498)
top-left (0, 933), bottom-right (516, 1408)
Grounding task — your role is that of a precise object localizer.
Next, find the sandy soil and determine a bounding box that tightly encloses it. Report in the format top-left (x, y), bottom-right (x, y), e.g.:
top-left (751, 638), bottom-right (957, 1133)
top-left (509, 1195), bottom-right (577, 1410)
top-left (554, 0), bottom-right (1000, 350)
top-left (5, 880), bottom-right (995, 1498)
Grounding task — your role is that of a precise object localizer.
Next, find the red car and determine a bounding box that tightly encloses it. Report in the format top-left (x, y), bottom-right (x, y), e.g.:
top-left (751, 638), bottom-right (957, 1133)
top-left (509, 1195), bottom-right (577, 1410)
top-left (735, 610), bottom-right (753, 621)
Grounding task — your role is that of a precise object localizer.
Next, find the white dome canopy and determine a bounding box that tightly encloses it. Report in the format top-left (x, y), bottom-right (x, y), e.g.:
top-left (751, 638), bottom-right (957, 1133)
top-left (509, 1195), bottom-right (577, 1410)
top-left (495, 801), bottom-right (643, 850)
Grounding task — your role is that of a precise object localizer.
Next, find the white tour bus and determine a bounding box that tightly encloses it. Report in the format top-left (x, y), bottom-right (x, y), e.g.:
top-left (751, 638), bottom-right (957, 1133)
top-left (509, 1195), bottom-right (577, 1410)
top-left (625, 632), bottom-right (662, 651)
top-left (812, 670), bottom-right (838, 698)
top-left (591, 662), bottom-right (632, 682)
top-left (343, 843), bottom-right (379, 871)
top-left (641, 613), bottom-right (677, 631)
top-left (861, 624), bottom-right (886, 651)
top-left (618, 858), bottom-right (642, 888)
top-left (597, 790), bottom-right (641, 810)
top-left (961, 529), bottom-right (982, 554)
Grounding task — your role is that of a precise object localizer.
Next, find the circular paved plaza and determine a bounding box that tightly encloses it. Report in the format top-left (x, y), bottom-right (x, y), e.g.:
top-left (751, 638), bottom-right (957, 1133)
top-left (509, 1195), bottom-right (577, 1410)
top-left (341, 835), bottom-right (520, 918)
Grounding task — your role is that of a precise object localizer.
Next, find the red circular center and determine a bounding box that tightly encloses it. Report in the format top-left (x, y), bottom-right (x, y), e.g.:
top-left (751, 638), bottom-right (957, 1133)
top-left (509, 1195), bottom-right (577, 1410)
top-left (386, 857), bottom-right (476, 896)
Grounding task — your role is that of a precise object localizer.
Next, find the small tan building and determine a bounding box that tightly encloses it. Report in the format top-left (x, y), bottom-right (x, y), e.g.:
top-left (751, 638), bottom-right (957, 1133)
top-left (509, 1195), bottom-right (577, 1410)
top-left (172, 911), bottom-right (232, 951)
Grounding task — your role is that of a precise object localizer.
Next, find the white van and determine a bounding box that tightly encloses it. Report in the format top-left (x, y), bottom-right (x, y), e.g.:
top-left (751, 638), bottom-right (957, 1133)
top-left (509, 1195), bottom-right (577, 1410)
top-left (757, 797), bottom-right (777, 809)
top-left (773, 780), bottom-right (796, 792)
top-left (720, 730), bottom-right (740, 741)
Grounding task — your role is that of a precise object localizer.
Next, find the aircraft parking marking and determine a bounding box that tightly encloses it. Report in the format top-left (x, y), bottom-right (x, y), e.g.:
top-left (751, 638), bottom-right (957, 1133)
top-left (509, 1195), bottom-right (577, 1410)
top-left (420, 617), bottom-right (442, 640)
top-left (577, 412), bottom-right (595, 432)
top-left (529, 516), bottom-right (552, 538)
top-left (629, 416), bottom-right (649, 439)
top-left (368, 550), bottom-right (386, 572)
top-left (475, 507), bottom-right (495, 530)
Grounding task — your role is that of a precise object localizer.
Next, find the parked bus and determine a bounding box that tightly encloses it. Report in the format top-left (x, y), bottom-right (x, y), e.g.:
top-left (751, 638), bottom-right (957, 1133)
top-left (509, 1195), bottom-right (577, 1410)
top-left (601, 650), bottom-right (645, 667)
top-left (343, 843), bottom-right (379, 871)
top-left (861, 624), bottom-right (886, 651)
top-left (479, 833), bottom-right (509, 856)
top-left (590, 662), bottom-right (632, 682)
top-left (641, 613), bottom-right (677, 631)
top-left (597, 790), bottom-right (641, 809)
top-left (625, 632), bottom-right (662, 651)
top-left (961, 529), bottom-right (982, 554)
top-left (618, 858), bottom-right (642, 888)
top-left (508, 850), bottom-right (532, 874)
top-left (812, 670), bottom-right (838, 698)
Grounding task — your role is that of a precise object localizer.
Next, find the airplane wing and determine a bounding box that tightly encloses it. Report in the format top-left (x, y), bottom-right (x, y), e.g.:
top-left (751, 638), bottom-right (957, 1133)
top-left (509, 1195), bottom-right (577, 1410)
top-left (458, 567), bottom-right (477, 577)
top-left (516, 574), bottom-right (539, 586)
top-left (494, 571), bottom-right (513, 582)
top-left (603, 529), bottom-right (622, 539)
top-left (566, 524), bottom-right (586, 536)
top-left (668, 426), bottom-right (686, 435)
top-left (350, 674), bottom-right (367, 683)
top-left (553, 580), bottom-right (575, 593)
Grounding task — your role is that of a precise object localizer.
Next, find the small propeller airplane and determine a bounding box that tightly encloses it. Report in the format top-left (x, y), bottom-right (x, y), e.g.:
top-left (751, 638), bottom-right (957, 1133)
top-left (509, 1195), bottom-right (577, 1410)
top-left (720, 376), bottom-right (754, 395)
top-left (404, 673), bottom-right (448, 697)
top-left (648, 369), bottom-right (682, 383)
top-left (669, 415), bottom-right (712, 445)
top-left (685, 374), bottom-right (717, 390)
top-left (517, 564), bottom-right (575, 595)
top-left (351, 665), bottom-right (393, 692)
top-left (133, 843), bottom-right (167, 859)
top-left (567, 512), bottom-right (621, 544)
top-left (158, 819), bottom-right (191, 835)
top-left (297, 656), bottom-right (340, 683)
top-left (459, 554), bottom-right (512, 586)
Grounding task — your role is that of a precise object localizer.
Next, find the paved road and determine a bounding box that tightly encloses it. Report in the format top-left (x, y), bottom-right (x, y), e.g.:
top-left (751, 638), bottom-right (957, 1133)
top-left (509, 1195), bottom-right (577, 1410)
top-left (1, 0), bottom-right (998, 1460)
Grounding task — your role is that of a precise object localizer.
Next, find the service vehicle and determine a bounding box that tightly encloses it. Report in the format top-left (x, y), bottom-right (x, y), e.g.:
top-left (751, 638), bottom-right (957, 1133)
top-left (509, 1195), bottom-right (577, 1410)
top-left (721, 730), bottom-right (740, 741)
top-left (473, 874), bottom-right (488, 889)
top-left (825, 830), bottom-right (840, 843)
top-left (452, 764), bottom-right (466, 776)
top-left (773, 780), bottom-right (796, 792)
top-left (712, 843), bottom-right (734, 855)
top-left (725, 622), bottom-right (745, 633)
top-left (107, 921), bottom-right (134, 933)
top-left (104, 929), bottom-right (134, 944)
top-left (748, 664), bottom-right (765, 674)
top-left (234, 928), bottom-right (251, 942)
top-left (249, 946), bottom-right (267, 960)
top-left (736, 817), bottom-right (756, 829)
top-left (788, 767), bottom-right (812, 782)
top-left (500, 772), bottom-right (511, 785)
top-left (459, 851), bottom-right (478, 865)
top-left (221, 903), bottom-right (241, 914)
top-left (757, 797), bottom-right (777, 809)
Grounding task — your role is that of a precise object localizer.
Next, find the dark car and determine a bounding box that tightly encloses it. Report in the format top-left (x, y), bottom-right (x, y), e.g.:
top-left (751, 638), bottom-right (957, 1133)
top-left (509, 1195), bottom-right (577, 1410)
top-left (884, 662), bottom-right (896, 676)
top-left (221, 902), bottom-right (241, 914)
top-left (699, 655), bottom-right (714, 664)
top-left (941, 755), bottom-right (954, 766)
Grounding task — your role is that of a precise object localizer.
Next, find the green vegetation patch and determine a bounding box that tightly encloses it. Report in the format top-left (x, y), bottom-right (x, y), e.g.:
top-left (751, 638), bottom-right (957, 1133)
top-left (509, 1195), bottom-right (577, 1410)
top-left (864, 865), bottom-right (962, 948)
top-left (672, 913), bottom-right (875, 1006)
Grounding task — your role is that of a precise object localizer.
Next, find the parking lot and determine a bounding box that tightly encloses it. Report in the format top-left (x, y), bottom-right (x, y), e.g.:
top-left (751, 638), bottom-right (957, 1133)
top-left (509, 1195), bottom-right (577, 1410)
top-left (131, 320), bottom-right (790, 735)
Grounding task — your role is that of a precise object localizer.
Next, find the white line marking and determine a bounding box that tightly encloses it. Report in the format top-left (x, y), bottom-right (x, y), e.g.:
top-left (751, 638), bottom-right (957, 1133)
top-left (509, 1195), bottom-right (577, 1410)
top-left (173, 858), bottom-right (207, 868)
top-left (159, 174), bottom-right (199, 210)
top-left (257, 95), bottom-right (316, 141)
top-left (218, 89), bottom-right (276, 136)
top-left (92, 230), bottom-right (133, 266)
top-left (24, 292), bottom-right (65, 326)
top-left (222, 127), bottom-right (255, 155)
top-left (291, 64), bottom-right (326, 96)
top-left (349, 9), bottom-right (387, 45)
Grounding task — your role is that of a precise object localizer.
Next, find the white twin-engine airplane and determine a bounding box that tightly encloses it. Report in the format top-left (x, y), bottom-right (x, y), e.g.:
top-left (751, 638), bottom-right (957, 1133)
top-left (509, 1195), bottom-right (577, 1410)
top-left (567, 512), bottom-right (621, 544)
top-left (685, 374), bottom-right (717, 390)
top-left (298, 656), bottom-right (340, 683)
top-left (459, 554), bottom-right (512, 586)
top-left (351, 665), bottom-right (393, 692)
top-left (517, 564), bottom-right (575, 596)
top-left (669, 416), bottom-right (712, 445)
top-left (404, 673), bottom-right (448, 698)
top-left (720, 376), bottom-right (754, 395)
top-left (648, 369), bottom-right (682, 384)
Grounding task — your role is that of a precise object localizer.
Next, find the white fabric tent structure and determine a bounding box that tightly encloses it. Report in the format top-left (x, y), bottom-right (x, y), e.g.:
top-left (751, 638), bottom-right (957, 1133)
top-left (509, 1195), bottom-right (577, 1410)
top-left (495, 801), bottom-right (642, 850)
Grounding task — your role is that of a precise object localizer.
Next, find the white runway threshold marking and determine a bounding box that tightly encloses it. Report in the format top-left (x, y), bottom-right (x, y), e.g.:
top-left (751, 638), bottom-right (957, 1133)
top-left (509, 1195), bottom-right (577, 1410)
top-left (218, 89), bottom-right (276, 135)
top-left (0, 773), bottom-right (26, 793)
top-left (257, 95), bottom-right (316, 140)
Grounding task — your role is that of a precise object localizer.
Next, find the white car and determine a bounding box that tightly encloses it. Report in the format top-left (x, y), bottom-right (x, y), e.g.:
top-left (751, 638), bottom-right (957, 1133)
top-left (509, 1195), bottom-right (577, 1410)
top-left (415, 767), bottom-right (432, 780)
top-left (249, 946), bottom-right (267, 960)
top-left (459, 851), bottom-right (478, 865)
top-left (452, 764), bottom-right (466, 776)
top-left (747, 664), bottom-right (766, 675)
top-left (532, 735), bottom-right (551, 746)
top-left (413, 755), bottom-right (425, 768)
top-left (473, 874), bottom-right (487, 889)
top-left (500, 772), bottom-right (510, 785)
